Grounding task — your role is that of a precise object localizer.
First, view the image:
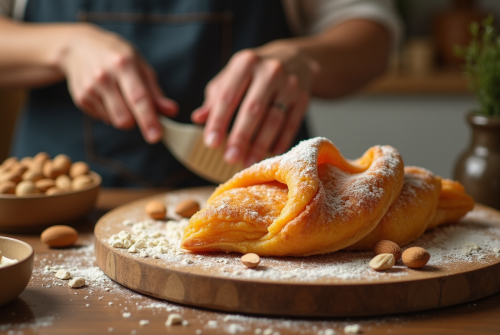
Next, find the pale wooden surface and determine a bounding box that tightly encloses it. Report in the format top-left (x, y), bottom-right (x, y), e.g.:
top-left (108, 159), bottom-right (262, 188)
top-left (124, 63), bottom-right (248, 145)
top-left (94, 188), bottom-right (500, 317)
top-left (1, 189), bottom-right (500, 335)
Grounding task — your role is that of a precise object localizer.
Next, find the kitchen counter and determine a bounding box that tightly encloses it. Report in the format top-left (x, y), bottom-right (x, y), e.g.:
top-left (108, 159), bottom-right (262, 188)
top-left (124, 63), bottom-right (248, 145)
top-left (1, 188), bottom-right (500, 335)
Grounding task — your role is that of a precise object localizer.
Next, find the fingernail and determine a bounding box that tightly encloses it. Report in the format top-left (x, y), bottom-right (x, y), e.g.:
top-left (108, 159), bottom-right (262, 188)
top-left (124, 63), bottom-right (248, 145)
top-left (245, 155), bottom-right (259, 167)
top-left (147, 127), bottom-right (160, 143)
top-left (224, 147), bottom-right (241, 163)
top-left (205, 131), bottom-right (220, 148)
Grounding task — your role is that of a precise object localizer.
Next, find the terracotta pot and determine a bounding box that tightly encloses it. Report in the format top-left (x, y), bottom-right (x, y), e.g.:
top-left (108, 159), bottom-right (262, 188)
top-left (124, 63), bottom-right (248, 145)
top-left (454, 113), bottom-right (500, 210)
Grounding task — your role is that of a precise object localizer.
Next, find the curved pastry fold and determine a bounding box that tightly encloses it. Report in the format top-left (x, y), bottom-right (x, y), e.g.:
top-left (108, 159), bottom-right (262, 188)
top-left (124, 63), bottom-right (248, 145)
top-left (181, 138), bottom-right (474, 256)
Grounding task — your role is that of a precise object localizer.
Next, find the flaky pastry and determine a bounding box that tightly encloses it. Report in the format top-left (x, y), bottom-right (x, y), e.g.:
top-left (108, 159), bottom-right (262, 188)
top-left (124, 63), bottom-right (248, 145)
top-left (181, 138), bottom-right (474, 256)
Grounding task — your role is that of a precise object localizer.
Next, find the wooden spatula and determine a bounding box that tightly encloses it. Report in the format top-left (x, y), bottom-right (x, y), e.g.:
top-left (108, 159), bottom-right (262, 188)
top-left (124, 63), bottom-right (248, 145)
top-left (160, 116), bottom-right (243, 184)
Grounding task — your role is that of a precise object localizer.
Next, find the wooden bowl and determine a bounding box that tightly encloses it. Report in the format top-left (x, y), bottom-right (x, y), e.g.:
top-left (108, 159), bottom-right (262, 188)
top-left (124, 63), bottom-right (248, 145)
top-left (0, 236), bottom-right (34, 306)
top-left (0, 172), bottom-right (101, 233)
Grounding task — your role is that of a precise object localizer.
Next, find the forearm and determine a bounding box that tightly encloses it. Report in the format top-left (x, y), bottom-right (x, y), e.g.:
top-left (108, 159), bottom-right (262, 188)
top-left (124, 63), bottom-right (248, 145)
top-left (261, 20), bottom-right (391, 99)
top-left (0, 16), bottom-right (78, 88)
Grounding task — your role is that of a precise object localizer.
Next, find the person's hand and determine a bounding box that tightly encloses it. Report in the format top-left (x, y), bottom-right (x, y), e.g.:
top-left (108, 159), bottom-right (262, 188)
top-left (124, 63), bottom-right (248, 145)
top-left (192, 42), bottom-right (319, 167)
top-left (58, 24), bottom-right (178, 143)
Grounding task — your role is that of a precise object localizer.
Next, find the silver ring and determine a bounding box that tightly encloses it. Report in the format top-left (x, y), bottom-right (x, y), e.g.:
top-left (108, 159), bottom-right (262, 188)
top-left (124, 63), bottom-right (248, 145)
top-left (271, 101), bottom-right (289, 115)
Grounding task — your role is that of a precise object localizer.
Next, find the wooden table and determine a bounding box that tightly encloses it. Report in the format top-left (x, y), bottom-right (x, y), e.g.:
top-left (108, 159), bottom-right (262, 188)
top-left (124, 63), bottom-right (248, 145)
top-left (1, 189), bottom-right (500, 335)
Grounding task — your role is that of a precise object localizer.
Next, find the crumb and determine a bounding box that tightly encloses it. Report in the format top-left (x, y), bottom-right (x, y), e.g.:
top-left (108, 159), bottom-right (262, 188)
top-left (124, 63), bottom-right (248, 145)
top-left (55, 269), bottom-right (71, 279)
top-left (325, 329), bottom-right (336, 335)
top-left (85, 304), bottom-right (89, 307)
top-left (68, 277), bottom-right (85, 288)
top-left (344, 324), bottom-right (361, 334)
top-left (182, 320), bottom-right (189, 326)
top-left (105, 288), bottom-right (111, 292)
top-left (109, 302), bottom-right (113, 306)
top-left (263, 329), bottom-right (274, 335)
top-left (207, 320), bottom-right (218, 328)
top-left (123, 312), bottom-right (131, 318)
top-left (85, 296), bottom-right (89, 299)
top-left (166, 314), bottom-right (183, 326)
top-left (139, 320), bottom-right (149, 326)
top-left (196, 330), bottom-right (202, 335)
top-left (255, 329), bottom-right (262, 334)
top-left (108, 327), bottom-right (114, 332)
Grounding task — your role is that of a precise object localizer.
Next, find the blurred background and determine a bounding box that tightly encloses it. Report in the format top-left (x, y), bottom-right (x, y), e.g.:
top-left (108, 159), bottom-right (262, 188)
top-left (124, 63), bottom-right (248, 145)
top-left (0, 0), bottom-right (497, 179)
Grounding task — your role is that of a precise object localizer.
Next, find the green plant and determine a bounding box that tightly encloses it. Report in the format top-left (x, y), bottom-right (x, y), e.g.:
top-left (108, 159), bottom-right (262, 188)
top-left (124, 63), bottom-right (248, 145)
top-left (455, 15), bottom-right (500, 117)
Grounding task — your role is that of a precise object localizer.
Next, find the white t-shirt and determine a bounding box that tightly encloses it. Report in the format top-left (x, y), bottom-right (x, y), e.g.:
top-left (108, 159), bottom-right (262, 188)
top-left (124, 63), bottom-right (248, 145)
top-left (0, 0), bottom-right (401, 43)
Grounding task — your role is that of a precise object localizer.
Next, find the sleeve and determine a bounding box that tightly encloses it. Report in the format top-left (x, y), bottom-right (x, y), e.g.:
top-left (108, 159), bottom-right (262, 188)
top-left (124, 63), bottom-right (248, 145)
top-left (0, 0), bottom-right (14, 16)
top-left (299, 0), bottom-right (402, 47)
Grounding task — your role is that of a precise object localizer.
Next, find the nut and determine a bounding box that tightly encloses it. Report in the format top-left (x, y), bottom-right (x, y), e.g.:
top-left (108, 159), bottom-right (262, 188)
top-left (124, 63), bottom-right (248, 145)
top-left (0, 170), bottom-right (22, 183)
top-left (42, 160), bottom-right (64, 179)
top-left (145, 201), bottom-right (167, 220)
top-left (369, 253), bottom-right (395, 271)
top-left (70, 161), bottom-right (90, 178)
top-left (402, 247), bottom-right (430, 269)
top-left (10, 163), bottom-right (28, 176)
top-left (46, 187), bottom-right (67, 196)
top-left (22, 169), bottom-right (43, 182)
top-left (31, 152), bottom-right (49, 174)
top-left (71, 175), bottom-right (93, 190)
top-left (16, 180), bottom-right (41, 196)
top-left (41, 225), bottom-right (78, 247)
top-left (52, 154), bottom-right (72, 175)
top-left (0, 181), bottom-right (16, 194)
top-left (35, 178), bottom-right (56, 192)
top-left (1, 157), bottom-right (18, 171)
top-left (55, 175), bottom-right (72, 190)
top-left (373, 240), bottom-right (401, 262)
top-left (175, 199), bottom-right (200, 218)
top-left (241, 253), bottom-right (260, 268)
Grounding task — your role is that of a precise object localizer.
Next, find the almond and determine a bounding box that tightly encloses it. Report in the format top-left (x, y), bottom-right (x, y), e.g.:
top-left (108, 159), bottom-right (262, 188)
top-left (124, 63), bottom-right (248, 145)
top-left (31, 152), bottom-right (49, 174)
top-left (175, 199), bottom-right (200, 218)
top-left (402, 247), bottom-right (430, 269)
top-left (22, 169), bottom-right (43, 182)
top-left (72, 175), bottom-right (93, 190)
top-left (55, 175), bottom-right (72, 190)
top-left (369, 253), bottom-right (395, 271)
top-left (1, 157), bottom-right (18, 171)
top-left (241, 253), bottom-right (260, 268)
top-left (41, 225), bottom-right (78, 247)
top-left (16, 180), bottom-right (41, 196)
top-left (52, 154), bottom-right (72, 175)
top-left (373, 240), bottom-right (401, 262)
top-left (70, 161), bottom-right (90, 178)
top-left (35, 178), bottom-right (56, 192)
top-left (46, 187), bottom-right (67, 196)
top-left (0, 181), bottom-right (16, 194)
top-left (0, 170), bottom-right (22, 183)
top-left (145, 201), bottom-right (167, 220)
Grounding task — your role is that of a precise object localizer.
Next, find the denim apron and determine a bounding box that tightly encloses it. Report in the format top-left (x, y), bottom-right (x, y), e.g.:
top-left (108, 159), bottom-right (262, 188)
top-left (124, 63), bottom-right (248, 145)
top-left (13, 0), bottom-right (309, 187)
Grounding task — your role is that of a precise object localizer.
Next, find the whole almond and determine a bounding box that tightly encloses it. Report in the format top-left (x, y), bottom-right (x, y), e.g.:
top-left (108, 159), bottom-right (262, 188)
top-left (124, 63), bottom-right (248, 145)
top-left (71, 175), bottom-right (93, 190)
top-left (175, 199), bottom-right (200, 218)
top-left (1, 157), bottom-right (18, 171)
top-left (31, 152), bottom-right (49, 174)
top-left (43, 160), bottom-right (64, 179)
top-left (46, 187), bottom-right (67, 196)
top-left (16, 180), bottom-right (41, 196)
top-left (70, 162), bottom-right (90, 178)
top-left (145, 201), bottom-right (167, 220)
top-left (373, 240), bottom-right (401, 262)
top-left (52, 154), bottom-right (72, 175)
top-left (41, 225), bottom-right (78, 247)
top-left (0, 170), bottom-right (22, 183)
top-left (35, 178), bottom-right (56, 192)
top-left (241, 253), bottom-right (261, 268)
top-left (10, 163), bottom-right (28, 176)
top-left (19, 156), bottom-right (33, 169)
top-left (22, 169), bottom-right (43, 182)
top-left (369, 253), bottom-right (395, 271)
top-left (55, 175), bottom-right (72, 190)
top-left (0, 181), bottom-right (16, 194)
top-left (402, 247), bottom-right (430, 269)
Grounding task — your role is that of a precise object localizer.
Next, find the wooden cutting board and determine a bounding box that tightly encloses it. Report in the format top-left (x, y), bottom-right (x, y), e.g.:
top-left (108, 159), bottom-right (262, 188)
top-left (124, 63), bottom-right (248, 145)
top-left (95, 187), bottom-right (500, 317)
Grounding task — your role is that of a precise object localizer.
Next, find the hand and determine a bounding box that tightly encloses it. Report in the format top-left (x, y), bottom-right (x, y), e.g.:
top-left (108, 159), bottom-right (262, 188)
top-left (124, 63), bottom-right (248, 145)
top-left (58, 24), bottom-right (178, 143)
top-left (192, 43), bottom-right (319, 167)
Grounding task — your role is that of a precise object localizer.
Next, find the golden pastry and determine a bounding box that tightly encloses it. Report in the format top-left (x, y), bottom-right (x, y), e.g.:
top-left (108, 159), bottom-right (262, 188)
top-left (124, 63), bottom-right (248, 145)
top-left (181, 138), bottom-right (474, 256)
top-left (182, 137), bottom-right (405, 256)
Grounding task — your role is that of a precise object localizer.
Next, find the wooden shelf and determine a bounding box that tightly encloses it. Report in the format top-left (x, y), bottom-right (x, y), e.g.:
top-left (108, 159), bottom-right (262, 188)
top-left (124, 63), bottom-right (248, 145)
top-left (363, 71), bottom-right (471, 95)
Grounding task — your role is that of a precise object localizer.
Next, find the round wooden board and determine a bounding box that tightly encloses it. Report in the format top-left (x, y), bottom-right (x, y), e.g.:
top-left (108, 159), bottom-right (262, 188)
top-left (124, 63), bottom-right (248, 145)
top-left (95, 187), bottom-right (500, 317)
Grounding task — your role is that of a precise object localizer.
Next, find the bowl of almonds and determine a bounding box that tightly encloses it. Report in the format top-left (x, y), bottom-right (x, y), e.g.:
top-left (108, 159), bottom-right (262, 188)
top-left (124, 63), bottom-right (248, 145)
top-left (0, 153), bottom-right (101, 232)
